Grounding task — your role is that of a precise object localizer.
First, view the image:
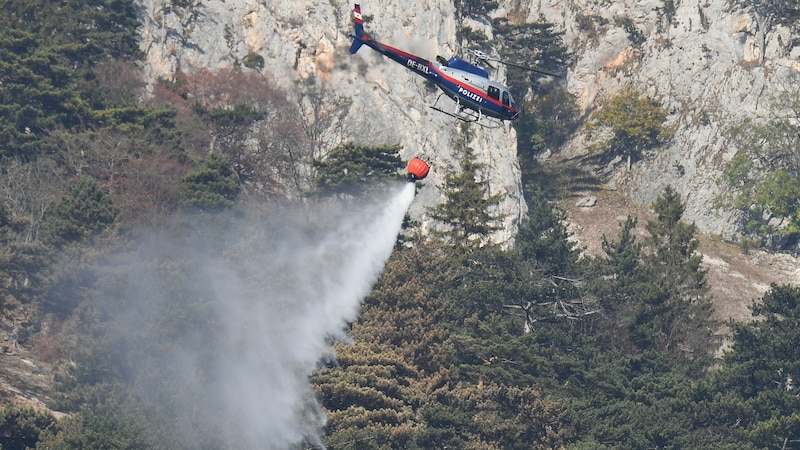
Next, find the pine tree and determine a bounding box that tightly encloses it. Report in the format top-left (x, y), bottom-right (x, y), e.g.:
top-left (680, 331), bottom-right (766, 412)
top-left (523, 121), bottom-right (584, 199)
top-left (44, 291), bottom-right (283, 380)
top-left (587, 89), bottom-right (673, 170)
top-left (517, 192), bottom-right (580, 276)
top-left (179, 153), bottom-right (240, 211)
top-left (430, 132), bottom-right (505, 248)
top-left (637, 186), bottom-right (717, 363)
top-left (43, 176), bottom-right (116, 245)
top-left (312, 142), bottom-right (403, 196)
top-left (708, 284), bottom-right (800, 448)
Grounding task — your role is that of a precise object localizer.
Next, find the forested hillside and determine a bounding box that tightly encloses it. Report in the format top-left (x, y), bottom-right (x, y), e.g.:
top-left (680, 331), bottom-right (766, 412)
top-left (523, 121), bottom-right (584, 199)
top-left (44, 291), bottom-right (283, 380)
top-left (1, 0), bottom-right (799, 449)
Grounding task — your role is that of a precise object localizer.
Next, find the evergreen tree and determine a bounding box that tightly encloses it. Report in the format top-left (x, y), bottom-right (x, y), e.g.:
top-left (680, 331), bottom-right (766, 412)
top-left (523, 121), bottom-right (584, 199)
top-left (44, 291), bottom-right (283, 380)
top-left (494, 19), bottom-right (571, 98)
top-left (517, 192), bottom-right (580, 276)
top-left (591, 216), bottom-right (650, 350)
top-left (706, 284), bottom-right (800, 448)
top-left (179, 153), bottom-right (240, 211)
top-left (43, 176), bottom-right (116, 245)
top-left (0, 0), bottom-right (141, 161)
top-left (708, 79), bottom-right (800, 249)
top-left (0, 404), bottom-right (58, 449)
top-left (0, 202), bottom-right (12, 243)
top-left (601, 216), bottom-right (641, 282)
top-left (312, 142), bottom-right (403, 196)
top-left (637, 186), bottom-right (716, 363)
top-left (587, 89), bottom-right (673, 170)
top-left (430, 131), bottom-right (505, 248)
top-left (454, 0), bottom-right (499, 19)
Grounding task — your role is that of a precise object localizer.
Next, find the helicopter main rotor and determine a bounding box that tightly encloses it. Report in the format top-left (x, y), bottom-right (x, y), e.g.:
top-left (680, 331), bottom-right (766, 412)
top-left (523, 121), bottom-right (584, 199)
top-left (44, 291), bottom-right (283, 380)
top-left (466, 49), bottom-right (563, 78)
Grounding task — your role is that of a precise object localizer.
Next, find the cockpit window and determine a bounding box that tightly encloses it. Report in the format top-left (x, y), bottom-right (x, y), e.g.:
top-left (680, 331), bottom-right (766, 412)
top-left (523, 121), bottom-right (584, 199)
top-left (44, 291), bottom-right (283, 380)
top-left (487, 86), bottom-right (500, 100)
top-left (502, 91), bottom-right (510, 106)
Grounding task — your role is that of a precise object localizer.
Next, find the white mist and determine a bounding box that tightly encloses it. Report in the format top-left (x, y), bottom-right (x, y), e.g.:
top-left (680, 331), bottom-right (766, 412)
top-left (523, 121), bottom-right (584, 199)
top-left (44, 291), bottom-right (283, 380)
top-left (107, 182), bottom-right (417, 449)
top-left (210, 182), bottom-right (416, 448)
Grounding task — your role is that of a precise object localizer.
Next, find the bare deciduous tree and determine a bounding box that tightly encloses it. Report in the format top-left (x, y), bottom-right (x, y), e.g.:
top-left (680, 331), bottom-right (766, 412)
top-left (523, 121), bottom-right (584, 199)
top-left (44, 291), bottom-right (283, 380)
top-left (291, 85), bottom-right (353, 190)
top-left (1, 158), bottom-right (64, 243)
top-left (733, 0), bottom-right (800, 65)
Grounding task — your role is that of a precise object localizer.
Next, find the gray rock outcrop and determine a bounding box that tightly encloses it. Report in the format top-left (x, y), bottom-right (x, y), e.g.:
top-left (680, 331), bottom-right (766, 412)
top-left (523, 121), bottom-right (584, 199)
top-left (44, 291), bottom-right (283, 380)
top-left (134, 0), bottom-right (526, 244)
top-left (516, 0), bottom-right (798, 236)
top-left (133, 0), bottom-right (799, 240)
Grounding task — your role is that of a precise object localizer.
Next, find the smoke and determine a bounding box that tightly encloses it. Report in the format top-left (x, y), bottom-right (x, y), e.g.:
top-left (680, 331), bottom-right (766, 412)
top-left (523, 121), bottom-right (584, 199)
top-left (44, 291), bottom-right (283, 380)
top-left (87, 183), bottom-right (416, 449)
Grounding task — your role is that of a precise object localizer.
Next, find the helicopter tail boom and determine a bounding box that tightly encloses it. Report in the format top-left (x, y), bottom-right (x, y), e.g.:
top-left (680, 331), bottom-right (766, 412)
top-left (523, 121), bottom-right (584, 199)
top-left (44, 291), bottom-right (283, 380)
top-left (349, 4), bottom-right (366, 54)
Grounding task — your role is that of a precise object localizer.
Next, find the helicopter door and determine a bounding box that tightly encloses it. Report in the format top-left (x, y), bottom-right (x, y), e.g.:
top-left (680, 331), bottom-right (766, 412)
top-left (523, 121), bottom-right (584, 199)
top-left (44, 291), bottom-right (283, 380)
top-left (502, 91), bottom-right (510, 106)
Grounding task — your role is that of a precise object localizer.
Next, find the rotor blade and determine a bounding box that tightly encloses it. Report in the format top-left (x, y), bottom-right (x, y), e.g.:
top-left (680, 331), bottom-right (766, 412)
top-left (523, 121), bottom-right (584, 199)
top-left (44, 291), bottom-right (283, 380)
top-left (466, 49), bottom-right (564, 77)
top-left (492, 58), bottom-right (564, 78)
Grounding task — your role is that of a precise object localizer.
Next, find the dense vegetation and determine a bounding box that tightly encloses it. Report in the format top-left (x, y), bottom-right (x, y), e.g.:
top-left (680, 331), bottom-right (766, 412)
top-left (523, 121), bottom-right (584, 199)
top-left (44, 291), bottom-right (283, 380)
top-left (312, 173), bottom-right (800, 449)
top-left (0, 1), bottom-right (799, 449)
top-left (717, 85), bottom-right (800, 251)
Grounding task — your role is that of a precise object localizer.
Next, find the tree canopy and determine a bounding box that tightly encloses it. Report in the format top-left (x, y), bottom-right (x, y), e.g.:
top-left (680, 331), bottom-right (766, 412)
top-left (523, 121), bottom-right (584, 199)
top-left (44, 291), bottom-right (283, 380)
top-left (430, 129), bottom-right (505, 247)
top-left (718, 84), bottom-right (800, 250)
top-left (313, 142), bottom-right (404, 196)
top-left (588, 89), bottom-right (674, 169)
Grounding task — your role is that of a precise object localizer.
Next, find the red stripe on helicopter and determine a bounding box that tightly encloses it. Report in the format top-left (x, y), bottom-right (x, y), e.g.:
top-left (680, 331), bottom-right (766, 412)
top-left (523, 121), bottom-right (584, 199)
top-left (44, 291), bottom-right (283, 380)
top-left (374, 41), bottom-right (426, 64)
top-left (434, 69), bottom-right (517, 112)
top-left (367, 37), bottom-right (518, 115)
top-left (354, 7), bottom-right (363, 24)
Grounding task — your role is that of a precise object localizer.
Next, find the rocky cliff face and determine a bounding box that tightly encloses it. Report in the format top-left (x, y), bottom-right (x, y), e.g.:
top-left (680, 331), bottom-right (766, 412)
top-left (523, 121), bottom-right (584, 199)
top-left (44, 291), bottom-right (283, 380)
top-left (134, 0), bottom-right (798, 239)
top-left (513, 0), bottom-right (798, 236)
top-left (134, 0), bottom-right (525, 244)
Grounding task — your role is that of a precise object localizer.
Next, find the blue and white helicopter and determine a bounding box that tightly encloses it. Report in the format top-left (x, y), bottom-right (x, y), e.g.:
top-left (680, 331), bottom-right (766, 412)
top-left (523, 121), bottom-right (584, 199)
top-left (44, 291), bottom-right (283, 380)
top-left (348, 3), bottom-right (560, 125)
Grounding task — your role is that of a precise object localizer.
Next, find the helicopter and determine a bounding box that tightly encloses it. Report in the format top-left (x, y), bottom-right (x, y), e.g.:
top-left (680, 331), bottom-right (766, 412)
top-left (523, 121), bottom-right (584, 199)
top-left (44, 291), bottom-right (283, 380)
top-left (348, 3), bottom-right (561, 125)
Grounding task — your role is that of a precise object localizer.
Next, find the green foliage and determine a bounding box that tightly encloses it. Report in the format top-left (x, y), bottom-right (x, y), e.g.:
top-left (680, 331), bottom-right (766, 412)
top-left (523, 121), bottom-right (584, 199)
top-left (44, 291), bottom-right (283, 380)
top-left (0, 403), bottom-right (58, 449)
top-left (315, 192), bottom-right (733, 448)
top-left (754, 170), bottom-right (800, 224)
top-left (591, 187), bottom-right (716, 365)
top-left (459, 26), bottom-right (489, 46)
top-left (588, 89), bottom-right (673, 169)
top-left (732, 0), bottom-right (800, 30)
top-left (0, 0), bottom-right (141, 161)
top-left (494, 19), bottom-right (571, 101)
top-left (312, 143), bottom-right (403, 196)
top-left (615, 15), bottom-right (646, 46)
top-left (39, 390), bottom-right (156, 450)
top-left (518, 193), bottom-right (581, 276)
top-left (0, 242), bottom-right (54, 308)
top-left (0, 202), bottom-right (12, 243)
top-left (317, 241), bottom-right (569, 449)
top-left (638, 187), bottom-right (716, 361)
top-left (179, 153), bottom-right (240, 211)
top-left (718, 85), bottom-right (800, 249)
top-left (315, 243), bottom-right (453, 449)
top-left (0, 2), bottom-right (792, 448)
top-left (515, 87), bottom-right (579, 160)
top-left (659, 0), bottom-right (678, 23)
top-left (242, 52), bottom-right (265, 70)
top-left (720, 163), bottom-right (800, 244)
top-left (204, 104), bottom-right (264, 128)
top-left (601, 216), bottom-right (641, 282)
top-left (717, 151), bottom-right (756, 210)
top-left (708, 284), bottom-right (800, 447)
top-left (43, 176), bottom-right (117, 245)
top-left (417, 383), bottom-right (563, 449)
top-left (430, 132), bottom-right (505, 247)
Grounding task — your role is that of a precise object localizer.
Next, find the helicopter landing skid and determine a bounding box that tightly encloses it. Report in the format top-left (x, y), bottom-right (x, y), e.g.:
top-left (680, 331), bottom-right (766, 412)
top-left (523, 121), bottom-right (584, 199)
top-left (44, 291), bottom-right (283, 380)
top-left (430, 94), bottom-right (503, 128)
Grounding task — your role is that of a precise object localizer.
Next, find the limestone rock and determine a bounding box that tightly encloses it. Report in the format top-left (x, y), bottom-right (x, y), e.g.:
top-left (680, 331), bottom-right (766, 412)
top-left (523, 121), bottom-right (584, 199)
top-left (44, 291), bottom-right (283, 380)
top-left (134, 0), bottom-right (526, 244)
top-left (132, 0), bottom-right (800, 241)
top-left (516, 0), bottom-right (798, 237)
top-left (576, 196), bottom-right (597, 208)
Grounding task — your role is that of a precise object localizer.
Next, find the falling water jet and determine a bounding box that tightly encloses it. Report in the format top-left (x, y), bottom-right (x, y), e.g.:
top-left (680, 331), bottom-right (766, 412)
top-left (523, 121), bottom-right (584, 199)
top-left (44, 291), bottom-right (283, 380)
top-left (90, 181), bottom-right (420, 449)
